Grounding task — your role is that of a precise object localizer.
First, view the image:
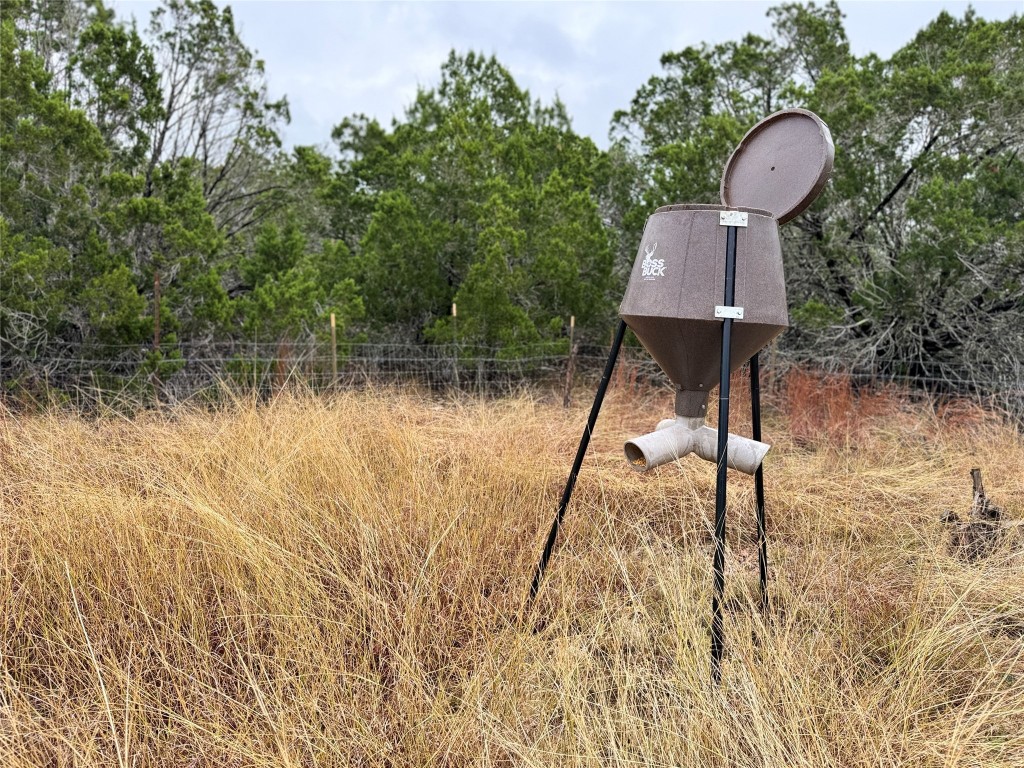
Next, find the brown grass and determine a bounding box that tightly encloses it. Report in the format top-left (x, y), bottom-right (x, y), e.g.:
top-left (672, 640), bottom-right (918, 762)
top-left (1, 378), bottom-right (1022, 766)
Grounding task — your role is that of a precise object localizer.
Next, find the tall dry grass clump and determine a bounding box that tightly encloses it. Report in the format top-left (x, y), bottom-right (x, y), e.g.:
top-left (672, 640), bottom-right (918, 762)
top-left (1, 380), bottom-right (1022, 766)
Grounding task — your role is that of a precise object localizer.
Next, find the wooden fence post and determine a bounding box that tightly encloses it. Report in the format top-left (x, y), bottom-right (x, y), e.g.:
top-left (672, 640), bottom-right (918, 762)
top-left (563, 315), bottom-right (576, 408)
top-left (152, 269), bottom-right (162, 405)
top-left (330, 313), bottom-right (338, 389)
top-left (451, 303), bottom-right (459, 389)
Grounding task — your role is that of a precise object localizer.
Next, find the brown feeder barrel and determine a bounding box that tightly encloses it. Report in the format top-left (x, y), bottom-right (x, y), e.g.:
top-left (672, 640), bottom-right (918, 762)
top-left (619, 204), bottom-right (787, 399)
top-left (619, 108), bottom-right (833, 424)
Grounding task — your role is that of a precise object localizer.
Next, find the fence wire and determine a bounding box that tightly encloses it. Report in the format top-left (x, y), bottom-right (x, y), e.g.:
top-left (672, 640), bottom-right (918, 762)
top-left (2, 338), bottom-right (1023, 419)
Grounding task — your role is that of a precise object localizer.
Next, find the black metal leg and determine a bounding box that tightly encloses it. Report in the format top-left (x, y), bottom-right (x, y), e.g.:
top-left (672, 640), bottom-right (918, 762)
top-left (711, 225), bottom-right (739, 685)
top-left (750, 353), bottom-right (769, 618)
top-left (529, 320), bottom-right (628, 602)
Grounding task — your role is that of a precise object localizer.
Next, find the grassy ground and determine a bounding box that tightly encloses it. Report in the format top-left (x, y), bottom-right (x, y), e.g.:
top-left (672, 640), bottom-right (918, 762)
top-left (1, 376), bottom-right (1022, 766)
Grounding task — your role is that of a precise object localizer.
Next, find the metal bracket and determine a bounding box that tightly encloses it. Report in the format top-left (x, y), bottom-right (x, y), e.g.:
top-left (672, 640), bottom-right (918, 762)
top-left (719, 210), bottom-right (748, 227)
top-left (715, 305), bottom-right (744, 320)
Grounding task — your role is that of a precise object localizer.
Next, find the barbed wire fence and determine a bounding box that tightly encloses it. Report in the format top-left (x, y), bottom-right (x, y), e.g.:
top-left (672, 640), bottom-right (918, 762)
top-left (2, 336), bottom-right (1023, 420)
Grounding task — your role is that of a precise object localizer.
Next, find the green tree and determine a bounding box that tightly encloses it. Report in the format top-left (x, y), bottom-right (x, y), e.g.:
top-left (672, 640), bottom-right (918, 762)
top-left (2, 0), bottom-right (111, 385)
top-left (433, 189), bottom-right (538, 350)
top-left (612, 3), bottom-right (1024, 397)
top-left (786, 7), bottom-right (1024, 389)
top-left (144, 0), bottom-right (290, 237)
top-left (1, 0), bottom-right (242, 393)
top-left (0, 219), bottom-right (69, 386)
top-left (337, 51), bottom-right (615, 350)
top-left (235, 219), bottom-right (364, 356)
top-left (73, 2), bottom-right (163, 166)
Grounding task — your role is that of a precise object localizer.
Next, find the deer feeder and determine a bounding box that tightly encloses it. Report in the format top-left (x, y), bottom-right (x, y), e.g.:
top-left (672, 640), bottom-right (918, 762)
top-left (621, 109), bottom-right (833, 472)
top-left (530, 108), bottom-right (834, 684)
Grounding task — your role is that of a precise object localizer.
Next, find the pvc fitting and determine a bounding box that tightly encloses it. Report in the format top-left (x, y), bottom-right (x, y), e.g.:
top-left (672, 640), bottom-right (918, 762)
top-left (624, 417), bottom-right (770, 475)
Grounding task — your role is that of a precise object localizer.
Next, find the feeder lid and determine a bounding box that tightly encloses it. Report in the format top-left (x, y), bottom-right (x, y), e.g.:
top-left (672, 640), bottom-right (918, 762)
top-left (720, 108), bottom-right (834, 225)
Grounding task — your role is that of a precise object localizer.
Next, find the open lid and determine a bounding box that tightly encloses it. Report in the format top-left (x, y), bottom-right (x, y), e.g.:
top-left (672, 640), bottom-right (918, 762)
top-left (720, 108), bottom-right (834, 225)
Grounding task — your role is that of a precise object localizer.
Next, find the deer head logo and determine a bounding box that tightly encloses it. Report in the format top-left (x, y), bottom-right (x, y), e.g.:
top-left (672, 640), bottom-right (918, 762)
top-left (641, 241), bottom-right (665, 280)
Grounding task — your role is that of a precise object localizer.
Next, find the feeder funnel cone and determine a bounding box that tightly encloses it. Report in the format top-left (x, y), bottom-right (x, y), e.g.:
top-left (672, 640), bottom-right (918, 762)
top-left (619, 109), bottom-right (834, 405)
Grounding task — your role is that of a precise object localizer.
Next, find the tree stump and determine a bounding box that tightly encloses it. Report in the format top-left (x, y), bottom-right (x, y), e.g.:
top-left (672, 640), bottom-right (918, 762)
top-left (943, 468), bottom-right (1004, 561)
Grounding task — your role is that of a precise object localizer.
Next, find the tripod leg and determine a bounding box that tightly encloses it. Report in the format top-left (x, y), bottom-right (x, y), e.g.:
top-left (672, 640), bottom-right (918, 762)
top-left (750, 353), bottom-right (769, 618)
top-left (528, 320), bottom-right (627, 602)
top-left (711, 225), bottom-right (738, 685)
top-left (711, 327), bottom-right (732, 684)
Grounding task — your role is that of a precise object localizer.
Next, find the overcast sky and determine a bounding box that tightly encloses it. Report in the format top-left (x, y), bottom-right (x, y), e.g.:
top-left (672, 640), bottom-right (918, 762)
top-left (110, 0), bottom-right (1021, 150)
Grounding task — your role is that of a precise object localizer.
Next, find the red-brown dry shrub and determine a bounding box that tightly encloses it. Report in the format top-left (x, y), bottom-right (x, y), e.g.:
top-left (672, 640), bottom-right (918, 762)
top-left (781, 368), bottom-right (906, 447)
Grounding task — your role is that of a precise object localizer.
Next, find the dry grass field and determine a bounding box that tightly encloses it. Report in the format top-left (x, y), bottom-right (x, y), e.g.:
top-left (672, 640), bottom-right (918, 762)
top-left (1, 375), bottom-right (1022, 767)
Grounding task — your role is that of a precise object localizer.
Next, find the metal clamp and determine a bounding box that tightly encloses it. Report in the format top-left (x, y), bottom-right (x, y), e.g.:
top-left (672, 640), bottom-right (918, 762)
top-left (715, 305), bottom-right (744, 320)
top-left (719, 210), bottom-right (748, 227)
